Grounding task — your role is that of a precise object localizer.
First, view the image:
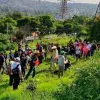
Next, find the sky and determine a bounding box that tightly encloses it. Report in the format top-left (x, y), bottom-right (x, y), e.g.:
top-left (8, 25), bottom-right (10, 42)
top-left (43, 0), bottom-right (100, 4)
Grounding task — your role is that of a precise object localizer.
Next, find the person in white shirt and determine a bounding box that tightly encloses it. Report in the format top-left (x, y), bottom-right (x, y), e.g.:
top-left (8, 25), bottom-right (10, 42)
top-left (11, 57), bottom-right (22, 90)
top-left (50, 46), bottom-right (58, 68)
top-left (75, 46), bottom-right (81, 61)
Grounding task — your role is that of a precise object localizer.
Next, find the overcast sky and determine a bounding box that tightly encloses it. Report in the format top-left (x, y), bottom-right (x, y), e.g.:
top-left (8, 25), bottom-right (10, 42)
top-left (43, 0), bottom-right (100, 4)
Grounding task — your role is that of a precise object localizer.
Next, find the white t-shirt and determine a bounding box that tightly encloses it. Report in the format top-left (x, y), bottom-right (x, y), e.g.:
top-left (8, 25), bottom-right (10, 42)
top-left (11, 62), bottom-right (21, 71)
top-left (75, 47), bottom-right (81, 55)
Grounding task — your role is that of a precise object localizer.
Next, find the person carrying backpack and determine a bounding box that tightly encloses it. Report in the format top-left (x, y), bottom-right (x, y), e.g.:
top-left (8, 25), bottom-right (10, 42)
top-left (11, 57), bottom-right (22, 90)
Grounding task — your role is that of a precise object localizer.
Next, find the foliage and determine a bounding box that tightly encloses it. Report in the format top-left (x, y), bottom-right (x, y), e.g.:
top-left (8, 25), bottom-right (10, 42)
top-left (90, 17), bottom-right (100, 42)
top-left (0, 12), bottom-right (93, 38)
top-left (0, 17), bottom-right (17, 34)
top-left (15, 31), bottom-right (24, 40)
top-left (39, 15), bottom-right (55, 35)
top-left (0, 34), bottom-right (17, 51)
top-left (54, 62), bottom-right (100, 100)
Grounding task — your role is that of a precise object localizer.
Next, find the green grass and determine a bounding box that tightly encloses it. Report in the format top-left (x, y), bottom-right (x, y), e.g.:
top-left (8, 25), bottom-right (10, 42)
top-left (0, 35), bottom-right (100, 100)
top-left (0, 51), bottom-right (100, 100)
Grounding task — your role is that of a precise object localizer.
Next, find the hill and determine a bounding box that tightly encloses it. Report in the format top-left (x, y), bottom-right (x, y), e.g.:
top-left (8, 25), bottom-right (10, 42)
top-left (0, 0), bottom-right (98, 18)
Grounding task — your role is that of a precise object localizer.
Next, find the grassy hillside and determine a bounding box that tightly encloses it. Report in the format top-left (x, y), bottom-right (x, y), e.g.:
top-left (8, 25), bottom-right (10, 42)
top-left (0, 36), bottom-right (100, 100)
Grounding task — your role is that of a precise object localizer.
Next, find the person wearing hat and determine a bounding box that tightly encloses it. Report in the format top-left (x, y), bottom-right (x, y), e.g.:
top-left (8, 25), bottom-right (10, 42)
top-left (58, 51), bottom-right (65, 78)
top-left (11, 57), bottom-right (22, 90)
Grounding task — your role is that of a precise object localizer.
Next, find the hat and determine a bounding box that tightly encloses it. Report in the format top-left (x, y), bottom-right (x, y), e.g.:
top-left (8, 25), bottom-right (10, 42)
top-left (15, 57), bottom-right (20, 61)
top-left (52, 46), bottom-right (57, 49)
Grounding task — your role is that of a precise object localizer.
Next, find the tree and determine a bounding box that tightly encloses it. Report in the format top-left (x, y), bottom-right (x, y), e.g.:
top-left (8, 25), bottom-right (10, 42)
top-left (55, 24), bottom-right (64, 35)
top-left (90, 17), bottom-right (100, 42)
top-left (30, 17), bottom-right (40, 32)
top-left (39, 15), bottom-right (55, 35)
top-left (17, 17), bottom-right (31, 27)
top-left (63, 23), bottom-right (73, 34)
top-left (0, 17), bottom-right (17, 34)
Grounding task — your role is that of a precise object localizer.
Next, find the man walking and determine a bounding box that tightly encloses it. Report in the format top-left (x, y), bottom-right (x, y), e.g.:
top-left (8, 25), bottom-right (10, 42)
top-left (11, 57), bottom-right (22, 90)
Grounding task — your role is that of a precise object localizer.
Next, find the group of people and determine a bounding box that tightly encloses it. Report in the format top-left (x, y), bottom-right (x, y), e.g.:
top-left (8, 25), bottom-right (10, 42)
top-left (62, 39), bottom-right (97, 60)
top-left (0, 39), bottom-right (98, 90)
top-left (0, 43), bottom-right (44, 90)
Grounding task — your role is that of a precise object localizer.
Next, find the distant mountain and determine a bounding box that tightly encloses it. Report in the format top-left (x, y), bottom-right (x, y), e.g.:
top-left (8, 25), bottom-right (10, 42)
top-left (0, 0), bottom-right (98, 18)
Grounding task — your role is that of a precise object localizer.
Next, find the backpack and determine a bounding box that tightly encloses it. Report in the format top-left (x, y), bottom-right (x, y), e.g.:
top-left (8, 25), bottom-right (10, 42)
top-left (12, 64), bottom-right (19, 74)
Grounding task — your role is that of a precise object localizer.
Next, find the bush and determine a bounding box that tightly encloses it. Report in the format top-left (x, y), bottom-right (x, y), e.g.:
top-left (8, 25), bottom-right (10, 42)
top-left (53, 63), bottom-right (100, 100)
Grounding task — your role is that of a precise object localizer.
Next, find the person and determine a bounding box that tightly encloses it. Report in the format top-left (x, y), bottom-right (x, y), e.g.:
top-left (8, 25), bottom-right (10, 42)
top-left (36, 50), bottom-right (43, 64)
top-left (82, 44), bottom-right (89, 59)
top-left (64, 57), bottom-right (71, 70)
top-left (11, 57), bottom-right (22, 90)
top-left (69, 44), bottom-right (75, 56)
top-left (7, 59), bottom-right (14, 86)
top-left (25, 44), bottom-right (29, 51)
top-left (14, 50), bottom-right (19, 58)
top-left (57, 44), bottom-right (61, 55)
top-left (0, 52), bottom-right (4, 73)
top-left (50, 46), bottom-right (58, 68)
top-left (47, 43), bottom-right (52, 52)
top-left (25, 52), bottom-right (38, 79)
top-left (75, 45), bottom-right (81, 61)
top-left (4, 51), bottom-right (7, 66)
top-left (87, 42), bottom-right (92, 57)
top-left (58, 51), bottom-right (65, 78)
top-left (20, 53), bottom-right (27, 78)
top-left (91, 43), bottom-right (96, 56)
